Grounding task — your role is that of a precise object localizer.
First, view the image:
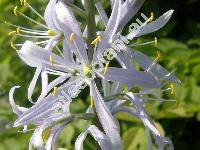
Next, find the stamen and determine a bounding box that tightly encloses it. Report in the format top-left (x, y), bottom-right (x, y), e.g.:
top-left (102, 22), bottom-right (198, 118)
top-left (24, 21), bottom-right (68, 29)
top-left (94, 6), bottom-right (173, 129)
top-left (91, 36), bottom-right (101, 45)
top-left (104, 63), bottom-right (109, 75)
top-left (47, 30), bottom-right (56, 36)
top-left (11, 42), bottom-right (17, 50)
top-left (53, 87), bottom-right (58, 96)
top-left (20, 0), bottom-right (23, 6)
top-left (14, 6), bottom-right (18, 16)
top-left (5, 21), bottom-right (47, 33)
top-left (8, 31), bottom-right (16, 36)
top-left (70, 33), bottom-right (75, 43)
top-left (23, 1), bottom-right (45, 20)
top-left (121, 84), bottom-right (127, 93)
top-left (16, 27), bottom-right (20, 34)
top-left (16, 10), bottom-right (48, 29)
top-left (154, 37), bottom-right (158, 47)
top-left (49, 55), bottom-right (54, 66)
top-left (170, 83), bottom-right (174, 94)
top-left (150, 12), bottom-right (154, 21)
top-left (155, 51), bottom-right (161, 62)
top-left (90, 97), bottom-right (94, 108)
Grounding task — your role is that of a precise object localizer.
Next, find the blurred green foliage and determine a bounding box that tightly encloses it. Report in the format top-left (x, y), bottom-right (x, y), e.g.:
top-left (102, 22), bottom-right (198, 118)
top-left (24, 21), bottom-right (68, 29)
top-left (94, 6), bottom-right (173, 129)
top-left (0, 0), bottom-right (200, 150)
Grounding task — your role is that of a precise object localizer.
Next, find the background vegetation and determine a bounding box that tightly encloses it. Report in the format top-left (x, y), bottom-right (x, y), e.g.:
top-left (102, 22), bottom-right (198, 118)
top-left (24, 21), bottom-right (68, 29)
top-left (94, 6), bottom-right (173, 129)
top-left (0, 0), bottom-right (200, 149)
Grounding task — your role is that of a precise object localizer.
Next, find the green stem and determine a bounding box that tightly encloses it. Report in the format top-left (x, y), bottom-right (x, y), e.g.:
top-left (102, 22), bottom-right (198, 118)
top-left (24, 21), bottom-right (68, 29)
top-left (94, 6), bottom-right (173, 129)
top-left (85, 0), bottom-right (97, 62)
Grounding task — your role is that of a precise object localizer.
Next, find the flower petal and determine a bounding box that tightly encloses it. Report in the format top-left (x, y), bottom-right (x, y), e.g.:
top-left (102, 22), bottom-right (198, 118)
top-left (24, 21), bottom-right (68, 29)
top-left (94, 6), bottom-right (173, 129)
top-left (9, 86), bottom-right (28, 115)
top-left (55, 1), bottom-right (89, 65)
top-left (44, 0), bottom-right (60, 31)
top-left (95, 2), bottom-right (109, 26)
top-left (127, 10), bottom-right (174, 39)
top-left (75, 125), bottom-right (112, 150)
top-left (129, 48), bottom-right (181, 84)
top-left (118, 0), bottom-right (146, 31)
top-left (127, 93), bottom-right (174, 150)
top-left (90, 81), bottom-right (121, 149)
top-left (106, 67), bottom-right (163, 89)
top-left (94, 0), bottom-right (122, 60)
top-left (18, 41), bottom-right (65, 68)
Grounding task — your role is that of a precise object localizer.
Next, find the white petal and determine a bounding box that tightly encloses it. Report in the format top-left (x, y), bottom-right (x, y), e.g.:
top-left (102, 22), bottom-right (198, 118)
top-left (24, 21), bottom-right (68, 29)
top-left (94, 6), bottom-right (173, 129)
top-left (28, 67), bottom-right (41, 103)
top-left (94, 0), bottom-right (122, 60)
top-left (95, 2), bottom-right (109, 26)
top-left (9, 86), bottom-right (28, 115)
top-left (127, 10), bottom-right (174, 39)
top-left (75, 125), bottom-right (112, 150)
top-left (118, 0), bottom-right (145, 31)
top-left (90, 81), bottom-right (121, 149)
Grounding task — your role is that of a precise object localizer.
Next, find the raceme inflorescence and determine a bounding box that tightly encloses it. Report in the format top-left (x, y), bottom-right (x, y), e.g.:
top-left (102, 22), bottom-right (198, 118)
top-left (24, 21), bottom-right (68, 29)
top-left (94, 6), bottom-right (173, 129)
top-left (8, 0), bottom-right (180, 149)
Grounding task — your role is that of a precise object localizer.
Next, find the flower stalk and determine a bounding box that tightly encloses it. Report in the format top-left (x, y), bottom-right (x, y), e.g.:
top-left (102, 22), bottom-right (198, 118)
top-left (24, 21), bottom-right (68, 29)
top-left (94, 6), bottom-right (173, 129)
top-left (85, 0), bottom-right (97, 62)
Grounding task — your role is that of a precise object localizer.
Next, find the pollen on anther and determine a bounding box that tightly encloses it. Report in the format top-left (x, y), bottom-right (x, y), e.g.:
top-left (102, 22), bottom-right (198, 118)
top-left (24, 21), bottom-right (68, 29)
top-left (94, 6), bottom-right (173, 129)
top-left (17, 27), bottom-right (20, 34)
top-left (53, 87), bottom-right (58, 96)
top-left (154, 37), bottom-right (158, 47)
top-left (70, 33), bottom-right (75, 43)
top-left (91, 36), bottom-right (101, 45)
top-left (49, 55), bottom-right (54, 66)
top-left (170, 83), bottom-right (174, 95)
top-left (90, 97), bottom-right (94, 108)
top-left (104, 63), bottom-right (109, 75)
top-left (150, 12), bottom-right (154, 21)
top-left (14, 6), bottom-right (18, 16)
top-left (11, 42), bottom-right (17, 50)
top-left (155, 51), bottom-right (161, 62)
top-left (9, 31), bottom-right (17, 36)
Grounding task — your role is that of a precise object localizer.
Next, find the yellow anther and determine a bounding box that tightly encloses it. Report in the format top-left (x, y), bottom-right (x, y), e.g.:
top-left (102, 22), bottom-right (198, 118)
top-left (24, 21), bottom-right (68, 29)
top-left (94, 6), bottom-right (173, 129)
top-left (70, 33), bottom-right (75, 43)
top-left (90, 97), bottom-right (94, 108)
top-left (47, 30), bottom-right (56, 36)
top-left (154, 37), bottom-right (158, 47)
top-left (91, 36), bottom-right (101, 45)
top-left (23, 0), bottom-right (28, 6)
top-left (14, 6), bottom-right (18, 16)
top-left (121, 84), bottom-right (127, 93)
top-left (83, 66), bottom-right (91, 75)
top-left (170, 83), bottom-right (174, 95)
top-left (9, 31), bottom-right (17, 36)
top-left (20, 0), bottom-right (23, 5)
top-left (155, 51), bottom-right (161, 62)
top-left (49, 55), bottom-right (54, 66)
top-left (53, 87), bottom-right (58, 96)
top-left (11, 42), bottom-right (17, 50)
top-left (104, 63), bottom-right (109, 75)
top-left (150, 12), bottom-right (154, 21)
top-left (17, 27), bottom-right (20, 34)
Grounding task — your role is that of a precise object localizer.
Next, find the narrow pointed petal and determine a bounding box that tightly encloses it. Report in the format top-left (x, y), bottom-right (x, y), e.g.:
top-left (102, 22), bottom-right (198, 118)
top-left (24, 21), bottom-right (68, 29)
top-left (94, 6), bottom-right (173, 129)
top-left (127, 93), bottom-right (174, 150)
top-left (63, 40), bottom-right (74, 63)
top-left (118, 0), bottom-right (146, 31)
top-left (106, 67), bottom-right (162, 89)
top-left (44, 0), bottom-right (60, 31)
top-left (28, 67), bottom-right (41, 103)
top-left (95, 2), bottom-right (109, 26)
top-left (127, 10), bottom-right (174, 39)
top-left (90, 81), bottom-right (121, 149)
top-left (129, 48), bottom-right (181, 84)
top-left (18, 41), bottom-right (65, 68)
top-left (45, 121), bottom-right (70, 150)
top-left (9, 86), bottom-right (28, 115)
top-left (75, 125), bottom-right (112, 150)
top-left (55, 1), bottom-right (89, 65)
top-left (13, 77), bottom-right (79, 127)
top-left (40, 66), bottom-right (48, 99)
top-left (29, 126), bottom-right (45, 150)
top-left (14, 94), bottom-right (71, 127)
top-left (94, 0), bottom-right (122, 60)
